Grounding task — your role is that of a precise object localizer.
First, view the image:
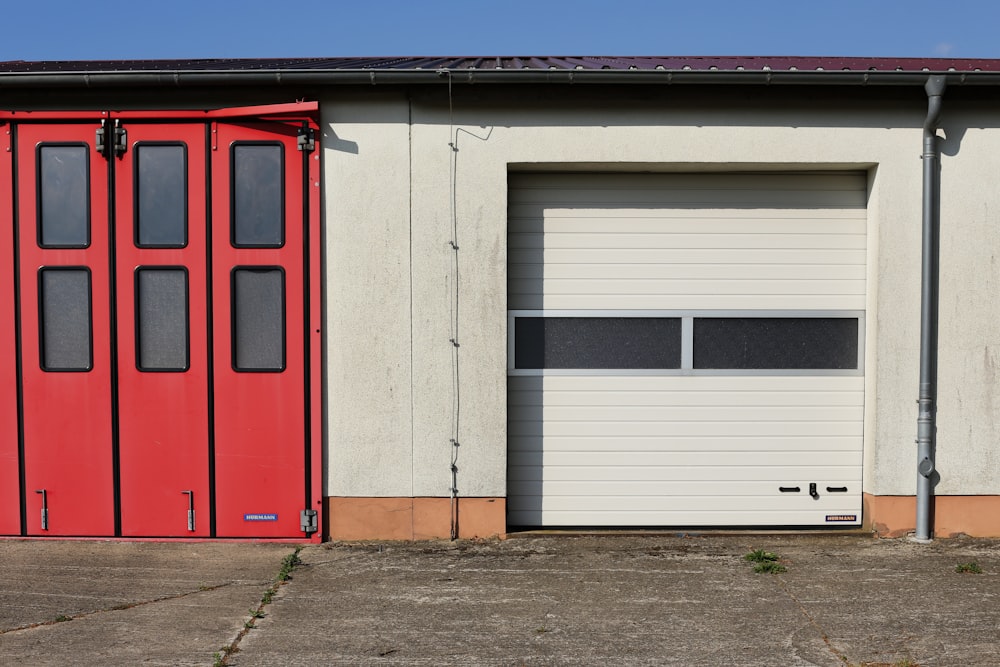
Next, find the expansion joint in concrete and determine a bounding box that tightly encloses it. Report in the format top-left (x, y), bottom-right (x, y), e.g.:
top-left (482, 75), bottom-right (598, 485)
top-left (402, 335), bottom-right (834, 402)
top-left (774, 576), bottom-right (849, 666)
top-left (0, 582), bottom-right (239, 636)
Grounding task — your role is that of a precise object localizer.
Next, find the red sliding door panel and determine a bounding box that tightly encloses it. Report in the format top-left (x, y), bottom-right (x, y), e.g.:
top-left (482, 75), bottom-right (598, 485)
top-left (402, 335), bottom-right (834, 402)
top-left (17, 124), bottom-right (114, 536)
top-left (211, 121), bottom-right (307, 537)
top-left (0, 127), bottom-right (20, 535)
top-left (115, 124), bottom-right (211, 536)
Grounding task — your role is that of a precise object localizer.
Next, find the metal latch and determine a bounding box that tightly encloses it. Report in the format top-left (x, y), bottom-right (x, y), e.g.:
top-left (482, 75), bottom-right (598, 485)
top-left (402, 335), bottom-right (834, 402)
top-left (297, 125), bottom-right (315, 152)
top-left (36, 489), bottom-right (48, 530)
top-left (300, 509), bottom-right (318, 534)
top-left (182, 490), bottom-right (196, 531)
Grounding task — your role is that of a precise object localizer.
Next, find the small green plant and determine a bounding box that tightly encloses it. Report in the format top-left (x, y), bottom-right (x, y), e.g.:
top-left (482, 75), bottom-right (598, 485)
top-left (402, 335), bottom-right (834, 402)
top-left (277, 548), bottom-right (303, 582)
top-left (753, 561), bottom-right (787, 574)
top-left (744, 549), bottom-right (779, 563)
top-left (956, 562), bottom-right (983, 574)
top-left (53, 615), bottom-right (72, 623)
top-left (744, 549), bottom-right (785, 573)
top-left (212, 548), bottom-right (303, 666)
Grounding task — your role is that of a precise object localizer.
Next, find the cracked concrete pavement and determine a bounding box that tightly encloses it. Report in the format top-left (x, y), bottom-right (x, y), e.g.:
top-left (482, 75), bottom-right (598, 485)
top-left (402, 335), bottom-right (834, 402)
top-left (0, 541), bottom-right (292, 666)
top-left (1, 535), bottom-right (998, 666)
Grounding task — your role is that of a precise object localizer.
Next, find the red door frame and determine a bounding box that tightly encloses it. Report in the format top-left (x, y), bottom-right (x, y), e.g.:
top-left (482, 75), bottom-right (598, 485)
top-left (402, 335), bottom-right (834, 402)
top-left (0, 103), bottom-right (322, 540)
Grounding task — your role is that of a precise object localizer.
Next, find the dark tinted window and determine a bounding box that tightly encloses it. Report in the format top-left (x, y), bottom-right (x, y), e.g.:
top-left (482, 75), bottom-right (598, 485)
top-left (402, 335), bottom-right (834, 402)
top-left (693, 318), bottom-right (859, 369)
top-left (515, 317), bottom-right (682, 369)
top-left (136, 268), bottom-right (189, 371)
top-left (136, 144), bottom-right (187, 247)
top-left (232, 268), bottom-right (285, 371)
top-left (232, 144), bottom-right (283, 247)
top-left (40, 268), bottom-right (92, 371)
top-left (38, 145), bottom-right (89, 247)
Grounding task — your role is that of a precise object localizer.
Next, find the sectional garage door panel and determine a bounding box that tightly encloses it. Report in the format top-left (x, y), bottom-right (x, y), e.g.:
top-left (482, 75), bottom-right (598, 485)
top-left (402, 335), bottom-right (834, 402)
top-left (508, 172), bottom-right (867, 312)
top-left (507, 172), bottom-right (867, 528)
top-left (507, 375), bottom-right (864, 527)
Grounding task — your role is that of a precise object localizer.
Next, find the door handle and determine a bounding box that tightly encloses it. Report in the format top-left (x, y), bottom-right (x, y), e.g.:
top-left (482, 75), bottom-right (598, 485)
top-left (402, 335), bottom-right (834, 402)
top-left (182, 490), bottom-right (195, 531)
top-left (35, 489), bottom-right (48, 530)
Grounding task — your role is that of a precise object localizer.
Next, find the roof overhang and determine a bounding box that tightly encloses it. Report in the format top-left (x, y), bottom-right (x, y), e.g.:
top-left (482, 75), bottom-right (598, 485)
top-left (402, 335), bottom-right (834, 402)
top-left (0, 68), bottom-right (998, 89)
top-left (3, 57), bottom-right (1000, 89)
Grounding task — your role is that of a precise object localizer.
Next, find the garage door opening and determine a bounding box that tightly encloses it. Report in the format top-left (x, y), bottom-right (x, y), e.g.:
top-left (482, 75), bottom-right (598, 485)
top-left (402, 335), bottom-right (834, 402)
top-left (507, 172), bottom-right (867, 528)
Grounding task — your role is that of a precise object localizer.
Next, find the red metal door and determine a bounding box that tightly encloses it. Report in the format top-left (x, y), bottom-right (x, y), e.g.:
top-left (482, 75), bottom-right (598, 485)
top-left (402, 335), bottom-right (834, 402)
top-left (17, 122), bottom-right (115, 536)
top-left (0, 123), bottom-right (20, 534)
top-left (114, 123), bottom-right (211, 536)
top-left (4, 106), bottom-right (320, 540)
top-left (210, 120), bottom-right (310, 538)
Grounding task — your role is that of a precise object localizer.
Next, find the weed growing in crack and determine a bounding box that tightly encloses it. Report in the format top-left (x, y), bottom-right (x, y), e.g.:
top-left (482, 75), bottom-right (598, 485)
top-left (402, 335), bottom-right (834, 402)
top-left (211, 547), bottom-right (305, 666)
top-left (744, 549), bottom-right (779, 563)
top-left (956, 562), bottom-right (983, 574)
top-left (277, 548), bottom-right (303, 582)
top-left (53, 615), bottom-right (72, 623)
top-left (753, 561), bottom-right (787, 574)
top-left (214, 645), bottom-right (236, 666)
top-left (745, 549), bottom-right (786, 573)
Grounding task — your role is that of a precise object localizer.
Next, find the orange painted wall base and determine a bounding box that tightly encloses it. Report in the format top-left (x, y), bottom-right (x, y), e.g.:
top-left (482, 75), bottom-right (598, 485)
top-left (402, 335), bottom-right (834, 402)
top-left (326, 494), bottom-right (1000, 540)
top-left (864, 493), bottom-right (1000, 538)
top-left (325, 497), bottom-right (506, 540)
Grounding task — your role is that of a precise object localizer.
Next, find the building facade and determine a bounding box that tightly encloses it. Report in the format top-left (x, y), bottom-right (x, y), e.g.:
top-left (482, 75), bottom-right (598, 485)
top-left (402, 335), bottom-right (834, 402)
top-left (1, 56), bottom-right (999, 540)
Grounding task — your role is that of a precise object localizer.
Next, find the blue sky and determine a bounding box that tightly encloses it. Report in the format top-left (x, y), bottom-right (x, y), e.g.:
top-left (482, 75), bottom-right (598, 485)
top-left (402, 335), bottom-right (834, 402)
top-left (3, 0), bottom-right (998, 61)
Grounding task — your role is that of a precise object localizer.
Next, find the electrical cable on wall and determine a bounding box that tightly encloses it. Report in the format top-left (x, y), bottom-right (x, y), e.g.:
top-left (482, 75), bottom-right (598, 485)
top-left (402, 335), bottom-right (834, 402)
top-left (440, 71), bottom-right (494, 540)
top-left (443, 70), bottom-right (462, 541)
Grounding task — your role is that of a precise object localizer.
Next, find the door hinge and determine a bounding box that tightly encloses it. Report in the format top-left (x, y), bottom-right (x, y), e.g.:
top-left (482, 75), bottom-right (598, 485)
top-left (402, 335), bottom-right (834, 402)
top-left (96, 119), bottom-right (128, 159)
top-left (300, 509), bottom-right (318, 534)
top-left (297, 125), bottom-right (315, 152)
top-left (113, 120), bottom-right (127, 158)
top-left (96, 120), bottom-right (108, 158)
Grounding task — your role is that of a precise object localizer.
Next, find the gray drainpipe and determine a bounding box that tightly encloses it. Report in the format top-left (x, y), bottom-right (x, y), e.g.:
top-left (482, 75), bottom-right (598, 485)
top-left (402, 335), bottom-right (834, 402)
top-left (914, 75), bottom-right (947, 542)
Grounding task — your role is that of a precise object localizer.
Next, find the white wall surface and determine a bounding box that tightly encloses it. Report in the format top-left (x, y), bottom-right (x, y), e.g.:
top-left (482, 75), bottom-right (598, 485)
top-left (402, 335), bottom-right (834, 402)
top-left (321, 86), bottom-right (1000, 500)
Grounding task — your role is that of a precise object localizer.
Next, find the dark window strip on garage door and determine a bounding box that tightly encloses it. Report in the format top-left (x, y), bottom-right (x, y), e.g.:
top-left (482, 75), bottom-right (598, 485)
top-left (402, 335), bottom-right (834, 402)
top-left (510, 310), bottom-right (863, 374)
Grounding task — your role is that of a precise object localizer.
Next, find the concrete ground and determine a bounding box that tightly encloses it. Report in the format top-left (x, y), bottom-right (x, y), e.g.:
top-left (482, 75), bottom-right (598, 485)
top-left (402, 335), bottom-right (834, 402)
top-left (0, 535), bottom-right (998, 666)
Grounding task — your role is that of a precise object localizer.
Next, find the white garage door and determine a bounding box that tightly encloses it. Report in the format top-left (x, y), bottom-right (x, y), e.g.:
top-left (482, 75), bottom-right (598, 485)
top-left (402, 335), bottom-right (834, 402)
top-left (507, 172), bottom-right (866, 527)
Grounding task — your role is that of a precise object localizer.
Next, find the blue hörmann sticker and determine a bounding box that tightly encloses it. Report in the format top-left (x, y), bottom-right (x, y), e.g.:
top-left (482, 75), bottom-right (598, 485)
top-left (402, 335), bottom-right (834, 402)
top-left (244, 513), bottom-right (279, 522)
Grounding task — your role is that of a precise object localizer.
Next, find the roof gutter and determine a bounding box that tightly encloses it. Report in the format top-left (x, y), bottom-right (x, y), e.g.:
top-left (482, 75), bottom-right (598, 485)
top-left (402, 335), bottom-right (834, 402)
top-left (0, 69), bottom-right (996, 88)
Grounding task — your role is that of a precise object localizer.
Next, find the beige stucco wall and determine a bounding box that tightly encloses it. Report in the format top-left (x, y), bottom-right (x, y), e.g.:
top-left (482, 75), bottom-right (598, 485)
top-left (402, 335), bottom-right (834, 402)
top-left (322, 85), bottom-right (1000, 501)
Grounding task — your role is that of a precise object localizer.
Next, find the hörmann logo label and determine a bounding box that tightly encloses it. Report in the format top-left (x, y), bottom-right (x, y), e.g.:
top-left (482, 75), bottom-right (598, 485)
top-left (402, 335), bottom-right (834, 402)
top-left (825, 514), bottom-right (858, 522)
top-left (244, 513), bottom-right (279, 522)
